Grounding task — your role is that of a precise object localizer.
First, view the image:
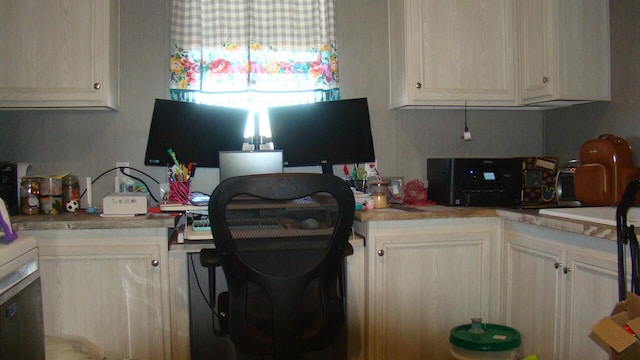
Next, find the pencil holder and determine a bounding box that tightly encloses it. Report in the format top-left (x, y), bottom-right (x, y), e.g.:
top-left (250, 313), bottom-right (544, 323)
top-left (168, 181), bottom-right (191, 204)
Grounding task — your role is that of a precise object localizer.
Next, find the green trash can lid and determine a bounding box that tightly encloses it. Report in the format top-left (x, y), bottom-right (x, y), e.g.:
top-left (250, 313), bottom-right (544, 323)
top-left (450, 322), bottom-right (521, 352)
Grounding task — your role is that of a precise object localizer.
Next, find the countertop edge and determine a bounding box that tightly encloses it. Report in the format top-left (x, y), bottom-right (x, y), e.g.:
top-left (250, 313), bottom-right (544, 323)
top-left (355, 206), bottom-right (618, 241)
top-left (11, 213), bottom-right (177, 231)
top-left (10, 207), bottom-right (620, 242)
top-left (496, 209), bottom-right (618, 241)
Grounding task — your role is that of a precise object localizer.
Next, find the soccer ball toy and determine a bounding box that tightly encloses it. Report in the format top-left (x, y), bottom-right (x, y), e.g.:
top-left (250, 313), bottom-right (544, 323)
top-left (65, 200), bottom-right (79, 212)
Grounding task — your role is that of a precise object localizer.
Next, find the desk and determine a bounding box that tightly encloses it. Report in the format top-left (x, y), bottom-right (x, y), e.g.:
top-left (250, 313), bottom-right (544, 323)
top-left (6, 211), bottom-right (385, 359)
top-left (168, 230), bottom-right (366, 360)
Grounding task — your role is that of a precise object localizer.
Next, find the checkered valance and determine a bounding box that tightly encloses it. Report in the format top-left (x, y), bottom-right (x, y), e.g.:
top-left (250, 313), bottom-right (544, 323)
top-left (171, 0), bottom-right (337, 51)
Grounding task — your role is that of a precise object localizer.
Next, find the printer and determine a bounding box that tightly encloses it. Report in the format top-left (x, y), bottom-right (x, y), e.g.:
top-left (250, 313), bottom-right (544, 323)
top-left (427, 158), bottom-right (522, 207)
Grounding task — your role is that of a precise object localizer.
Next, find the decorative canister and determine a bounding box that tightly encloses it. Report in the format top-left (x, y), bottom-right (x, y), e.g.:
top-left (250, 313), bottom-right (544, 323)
top-left (20, 177), bottom-right (41, 215)
top-left (62, 174), bottom-right (80, 212)
top-left (370, 181), bottom-right (389, 209)
top-left (39, 177), bottom-right (62, 214)
top-left (40, 177), bottom-right (62, 196)
top-left (40, 196), bottom-right (63, 214)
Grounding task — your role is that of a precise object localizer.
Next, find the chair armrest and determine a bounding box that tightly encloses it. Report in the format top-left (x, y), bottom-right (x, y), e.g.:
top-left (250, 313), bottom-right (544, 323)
top-left (200, 248), bottom-right (222, 267)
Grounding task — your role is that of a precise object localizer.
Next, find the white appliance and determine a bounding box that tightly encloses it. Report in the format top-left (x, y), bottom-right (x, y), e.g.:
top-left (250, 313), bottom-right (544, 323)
top-left (0, 197), bottom-right (45, 358)
top-left (0, 236), bottom-right (44, 358)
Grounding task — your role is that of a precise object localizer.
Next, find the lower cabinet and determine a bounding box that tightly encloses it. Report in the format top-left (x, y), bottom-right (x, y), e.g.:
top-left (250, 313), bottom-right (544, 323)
top-left (25, 228), bottom-right (171, 360)
top-left (502, 221), bottom-right (619, 359)
top-left (354, 218), bottom-right (500, 359)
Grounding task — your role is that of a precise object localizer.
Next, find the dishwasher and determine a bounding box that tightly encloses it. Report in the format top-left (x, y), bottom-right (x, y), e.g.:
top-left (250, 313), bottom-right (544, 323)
top-left (0, 235), bottom-right (45, 360)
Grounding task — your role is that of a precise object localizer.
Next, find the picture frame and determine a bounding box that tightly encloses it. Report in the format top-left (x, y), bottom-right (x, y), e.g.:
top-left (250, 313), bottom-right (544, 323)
top-left (384, 176), bottom-right (405, 204)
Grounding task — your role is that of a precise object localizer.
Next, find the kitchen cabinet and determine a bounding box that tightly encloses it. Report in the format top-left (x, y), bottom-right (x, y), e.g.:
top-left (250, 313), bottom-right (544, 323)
top-left (388, 0), bottom-right (611, 108)
top-left (518, 0), bottom-right (611, 105)
top-left (0, 0), bottom-right (120, 109)
top-left (502, 221), bottom-right (619, 359)
top-left (388, 0), bottom-right (517, 108)
top-left (25, 228), bottom-right (171, 360)
top-left (354, 217), bottom-right (501, 359)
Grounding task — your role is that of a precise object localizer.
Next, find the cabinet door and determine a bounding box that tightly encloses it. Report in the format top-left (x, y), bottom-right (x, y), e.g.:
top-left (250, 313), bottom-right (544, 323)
top-left (0, 0), bottom-right (119, 109)
top-left (406, 0), bottom-right (516, 105)
top-left (563, 249), bottom-right (618, 360)
top-left (370, 222), bottom-right (493, 359)
top-left (519, 0), bottom-right (611, 104)
top-left (36, 230), bottom-right (167, 360)
top-left (504, 233), bottom-right (563, 360)
top-left (504, 222), bottom-right (619, 360)
top-left (519, 0), bottom-right (554, 102)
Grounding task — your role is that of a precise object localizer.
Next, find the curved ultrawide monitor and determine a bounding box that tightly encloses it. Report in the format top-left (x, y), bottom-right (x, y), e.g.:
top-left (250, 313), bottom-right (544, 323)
top-left (144, 99), bottom-right (250, 168)
top-left (267, 98), bottom-right (376, 169)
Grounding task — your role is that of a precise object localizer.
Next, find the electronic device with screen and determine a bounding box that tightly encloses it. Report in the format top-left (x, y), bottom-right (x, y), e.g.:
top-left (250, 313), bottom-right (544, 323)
top-left (219, 150), bottom-right (284, 182)
top-left (427, 158), bottom-right (522, 207)
top-left (145, 99), bottom-right (250, 168)
top-left (267, 98), bottom-right (375, 174)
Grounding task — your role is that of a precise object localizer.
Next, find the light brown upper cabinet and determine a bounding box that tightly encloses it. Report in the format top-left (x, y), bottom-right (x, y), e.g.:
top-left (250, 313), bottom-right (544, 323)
top-left (0, 0), bottom-right (120, 109)
top-left (388, 0), bottom-right (610, 109)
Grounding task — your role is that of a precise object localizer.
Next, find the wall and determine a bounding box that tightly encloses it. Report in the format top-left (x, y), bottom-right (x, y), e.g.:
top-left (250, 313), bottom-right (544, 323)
top-left (337, 0), bottom-right (543, 184)
top-left (5, 0), bottom-right (607, 207)
top-left (544, 0), bottom-right (640, 164)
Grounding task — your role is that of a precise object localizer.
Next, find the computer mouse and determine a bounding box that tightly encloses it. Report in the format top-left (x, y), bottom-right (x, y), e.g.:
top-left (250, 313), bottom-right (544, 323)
top-left (299, 218), bottom-right (320, 229)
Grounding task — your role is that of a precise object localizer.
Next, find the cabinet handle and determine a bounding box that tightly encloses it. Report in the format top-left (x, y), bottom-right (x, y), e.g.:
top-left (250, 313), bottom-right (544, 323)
top-left (563, 266), bottom-right (571, 274)
top-left (94, 83), bottom-right (101, 90)
top-left (542, 76), bottom-right (549, 84)
top-left (151, 259), bottom-right (159, 267)
top-left (554, 261), bottom-right (562, 269)
top-left (377, 249), bottom-right (385, 256)
top-left (415, 82), bottom-right (422, 89)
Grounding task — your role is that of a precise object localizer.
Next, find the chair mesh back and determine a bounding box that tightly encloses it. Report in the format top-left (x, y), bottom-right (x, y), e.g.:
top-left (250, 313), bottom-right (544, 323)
top-left (208, 173), bottom-right (355, 358)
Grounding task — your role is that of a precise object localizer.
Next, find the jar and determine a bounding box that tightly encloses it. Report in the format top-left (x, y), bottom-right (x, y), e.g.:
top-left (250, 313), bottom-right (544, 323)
top-left (40, 196), bottom-right (63, 215)
top-left (40, 177), bottom-right (62, 196)
top-left (370, 181), bottom-right (389, 209)
top-left (62, 174), bottom-right (80, 211)
top-left (20, 177), bottom-right (41, 215)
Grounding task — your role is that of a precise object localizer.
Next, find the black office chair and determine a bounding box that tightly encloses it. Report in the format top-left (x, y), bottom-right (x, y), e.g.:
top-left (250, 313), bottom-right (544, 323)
top-left (200, 173), bottom-right (355, 359)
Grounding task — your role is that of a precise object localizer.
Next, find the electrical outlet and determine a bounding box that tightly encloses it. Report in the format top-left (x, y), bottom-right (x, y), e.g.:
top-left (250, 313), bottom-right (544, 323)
top-left (115, 162), bottom-right (130, 192)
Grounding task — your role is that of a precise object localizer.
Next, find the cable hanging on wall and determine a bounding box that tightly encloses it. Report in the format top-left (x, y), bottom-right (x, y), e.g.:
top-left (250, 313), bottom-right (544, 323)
top-left (461, 101), bottom-right (472, 141)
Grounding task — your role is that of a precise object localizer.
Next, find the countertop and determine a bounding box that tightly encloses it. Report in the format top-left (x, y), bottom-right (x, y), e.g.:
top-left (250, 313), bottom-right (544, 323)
top-left (355, 204), bottom-right (620, 241)
top-left (11, 213), bottom-right (177, 231)
top-left (9, 205), bottom-right (622, 242)
top-left (354, 204), bottom-right (498, 221)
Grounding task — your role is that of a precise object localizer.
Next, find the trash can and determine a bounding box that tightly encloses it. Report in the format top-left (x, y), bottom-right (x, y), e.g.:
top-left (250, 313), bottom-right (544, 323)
top-left (450, 318), bottom-right (521, 360)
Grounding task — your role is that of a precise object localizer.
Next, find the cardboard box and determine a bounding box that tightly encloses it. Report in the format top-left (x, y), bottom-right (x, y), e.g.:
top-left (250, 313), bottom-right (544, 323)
top-left (591, 292), bottom-right (640, 359)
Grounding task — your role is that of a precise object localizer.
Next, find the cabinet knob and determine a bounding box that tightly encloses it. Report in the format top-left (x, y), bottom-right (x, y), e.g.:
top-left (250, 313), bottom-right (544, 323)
top-left (377, 249), bottom-right (385, 256)
top-left (94, 82), bottom-right (101, 90)
top-left (563, 266), bottom-right (571, 274)
top-left (151, 259), bottom-right (159, 267)
top-left (415, 82), bottom-right (422, 89)
top-left (554, 261), bottom-right (562, 269)
top-left (542, 76), bottom-right (549, 84)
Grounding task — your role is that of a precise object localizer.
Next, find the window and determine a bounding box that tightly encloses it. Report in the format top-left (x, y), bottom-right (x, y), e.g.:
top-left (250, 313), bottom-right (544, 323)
top-left (169, 0), bottom-right (340, 111)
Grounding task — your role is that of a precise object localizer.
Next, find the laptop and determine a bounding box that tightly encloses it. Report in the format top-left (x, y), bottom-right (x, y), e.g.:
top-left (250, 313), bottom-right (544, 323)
top-left (219, 150), bottom-right (284, 182)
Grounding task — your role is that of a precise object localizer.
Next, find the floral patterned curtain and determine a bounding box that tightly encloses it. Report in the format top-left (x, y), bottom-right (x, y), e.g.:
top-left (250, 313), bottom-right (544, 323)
top-left (169, 0), bottom-right (340, 108)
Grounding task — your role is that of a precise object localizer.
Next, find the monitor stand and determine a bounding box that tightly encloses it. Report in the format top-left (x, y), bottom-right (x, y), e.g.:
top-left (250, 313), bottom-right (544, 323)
top-left (321, 163), bottom-right (333, 176)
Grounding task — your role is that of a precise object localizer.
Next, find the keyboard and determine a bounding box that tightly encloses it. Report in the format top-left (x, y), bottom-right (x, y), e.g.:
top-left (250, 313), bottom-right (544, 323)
top-left (192, 219), bottom-right (211, 232)
top-left (227, 217), bottom-right (280, 230)
top-left (191, 217), bottom-right (281, 232)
